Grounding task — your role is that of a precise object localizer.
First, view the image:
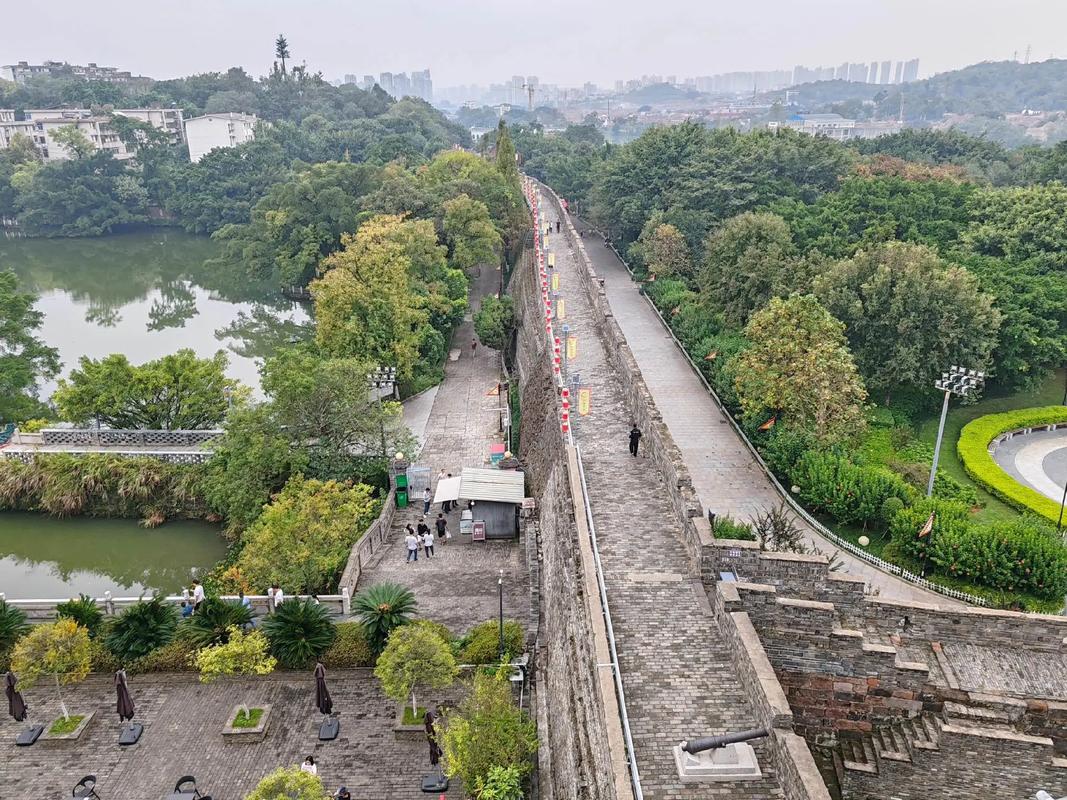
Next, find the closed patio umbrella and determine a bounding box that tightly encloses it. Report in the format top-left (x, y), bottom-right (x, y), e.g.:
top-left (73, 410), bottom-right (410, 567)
top-left (315, 662), bottom-right (338, 740)
top-left (115, 669), bottom-right (135, 721)
top-left (115, 669), bottom-right (143, 745)
top-left (422, 708), bottom-right (447, 791)
top-left (5, 671), bottom-right (26, 722)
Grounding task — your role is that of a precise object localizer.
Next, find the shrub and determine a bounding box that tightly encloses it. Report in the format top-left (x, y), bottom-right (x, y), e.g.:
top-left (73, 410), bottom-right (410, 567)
top-left (459, 620), bottom-right (525, 665)
top-left (262, 598), bottom-right (337, 668)
top-left (56, 595), bottom-right (104, 637)
top-left (354, 582), bottom-right (417, 655)
top-left (106, 597), bottom-right (179, 664)
top-left (792, 450), bottom-right (910, 527)
top-left (889, 497), bottom-right (971, 563)
top-left (89, 639), bottom-right (121, 673)
top-left (711, 514), bottom-right (755, 541)
top-left (880, 496), bottom-right (905, 525)
top-left (194, 627), bottom-right (276, 689)
top-left (179, 598), bottom-right (252, 648)
top-left (473, 296), bottom-right (516, 351)
top-left (244, 766), bottom-right (329, 800)
top-left (320, 622), bottom-right (374, 668)
top-left (759, 426), bottom-right (817, 478)
top-left (16, 418), bottom-right (50, 433)
top-left (128, 639), bottom-right (199, 673)
top-left (441, 670), bottom-right (538, 792)
top-left (957, 407), bottom-right (1067, 523)
top-left (477, 764), bottom-right (524, 800)
top-left (0, 599), bottom-right (29, 652)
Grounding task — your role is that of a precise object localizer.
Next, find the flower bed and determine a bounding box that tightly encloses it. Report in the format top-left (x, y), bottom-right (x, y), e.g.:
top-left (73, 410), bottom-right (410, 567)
top-left (957, 406), bottom-right (1067, 524)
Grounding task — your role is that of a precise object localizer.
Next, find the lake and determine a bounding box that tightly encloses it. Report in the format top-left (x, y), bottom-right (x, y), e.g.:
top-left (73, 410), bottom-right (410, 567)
top-left (0, 229), bottom-right (313, 398)
top-left (0, 513), bottom-right (229, 599)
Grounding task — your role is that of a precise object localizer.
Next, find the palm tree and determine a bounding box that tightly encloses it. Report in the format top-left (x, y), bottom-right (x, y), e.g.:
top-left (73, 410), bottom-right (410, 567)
top-left (262, 599), bottom-right (336, 668)
top-left (274, 35), bottom-right (290, 76)
top-left (180, 598), bottom-right (252, 648)
top-left (353, 583), bottom-right (416, 655)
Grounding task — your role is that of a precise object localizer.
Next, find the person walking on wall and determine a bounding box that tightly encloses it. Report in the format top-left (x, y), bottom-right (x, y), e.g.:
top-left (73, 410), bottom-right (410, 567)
top-left (555, 219), bottom-right (561, 233)
top-left (628, 424), bottom-right (642, 457)
top-left (405, 527), bottom-right (419, 562)
top-left (423, 486), bottom-right (432, 515)
top-left (435, 513), bottom-right (448, 545)
top-left (422, 527), bottom-right (435, 558)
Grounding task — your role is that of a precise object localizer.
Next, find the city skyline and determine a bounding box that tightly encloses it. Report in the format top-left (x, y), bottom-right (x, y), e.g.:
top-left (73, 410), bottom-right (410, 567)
top-left (2, 0), bottom-right (1064, 87)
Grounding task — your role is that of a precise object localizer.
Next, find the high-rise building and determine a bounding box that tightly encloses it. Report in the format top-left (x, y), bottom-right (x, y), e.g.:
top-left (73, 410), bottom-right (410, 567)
top-left (836, 62), bottom-right (849, 80)
top-left (880, 60), bottom-right (892, 84)
top-left (894, 61), bottom-right (904, 84)
top-left (378, 72), bottom-right (394, 95)
top-left (411, 69), bottom-right (433, 102)
top-left (902, 58), bottom-right (920, 82)
top-left (343, 74), bottom-right (357, 85)
top-left (869, 61), bottom-right (879, 83)
top-left (848, 63), bottom-right (868, 83)
top-left (392, 72), bottom-right (411, 97)
top-left (614, 80), bottom-right (624, 93)
top-left (362, 75), bottom-right (375, 90)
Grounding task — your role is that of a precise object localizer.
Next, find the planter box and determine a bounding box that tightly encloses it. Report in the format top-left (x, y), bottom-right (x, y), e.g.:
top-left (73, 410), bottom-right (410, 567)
top-left (394, 704), bottom-right (428, 742)
top-left (41, 711), bottom-right (94, 741)
top-left (222, 704), bottom-right (271, 743)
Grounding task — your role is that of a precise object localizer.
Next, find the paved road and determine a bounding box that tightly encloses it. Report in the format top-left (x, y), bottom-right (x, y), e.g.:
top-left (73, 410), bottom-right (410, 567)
top-left (992, 426), bottom-right (1067, 503)
top-left (567, 215), bottom-right (960, 608)
top-left (358, 262), bottom-right (531, 638)
top-left (541, 187), bottom-right (784, 798)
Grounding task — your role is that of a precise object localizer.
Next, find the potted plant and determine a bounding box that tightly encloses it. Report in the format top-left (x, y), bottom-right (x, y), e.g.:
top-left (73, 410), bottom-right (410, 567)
top-left (193, 626), bottom-right (276, 740)
top-left (10, 619), bottom-right (93, 739)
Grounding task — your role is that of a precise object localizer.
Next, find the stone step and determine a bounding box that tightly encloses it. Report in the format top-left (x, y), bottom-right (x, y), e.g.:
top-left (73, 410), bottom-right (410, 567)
top-left (842, 738), bottom-right (878, 774)
top-left (943, 701), bottom-right (1015, 727)
top-left (874, 726), bottom-right (911, 762)
top-left (901, 716), bottom-right (939, 751)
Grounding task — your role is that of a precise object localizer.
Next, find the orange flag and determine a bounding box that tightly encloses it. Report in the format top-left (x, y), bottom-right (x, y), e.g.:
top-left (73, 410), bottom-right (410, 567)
top-left (758, 416), bottom-right (776, 431)
top-left (917, 513), bottom-right (935, 538)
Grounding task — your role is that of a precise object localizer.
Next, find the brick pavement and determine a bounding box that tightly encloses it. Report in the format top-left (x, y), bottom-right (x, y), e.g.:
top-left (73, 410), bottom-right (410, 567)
top-left (0, 670), bottom-right (463, 800)
top-left (358, 263), bottom-right (532, 638)
top-left (540, 187), bottom-right (784, 799)
top-left (572, 217), bottom-right (961, 607)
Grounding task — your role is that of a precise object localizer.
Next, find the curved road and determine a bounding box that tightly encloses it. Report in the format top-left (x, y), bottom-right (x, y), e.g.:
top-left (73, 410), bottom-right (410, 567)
top-left (570, 216), bottom-right (963, 606)
top-left (992, 426), bottom-right (1067, 504)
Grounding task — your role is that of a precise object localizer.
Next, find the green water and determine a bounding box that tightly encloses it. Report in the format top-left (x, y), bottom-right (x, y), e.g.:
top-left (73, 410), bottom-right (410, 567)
top-left (0, 513), bottom-right (228, 599)
top-left (0, 229), bottom-right (313, 397)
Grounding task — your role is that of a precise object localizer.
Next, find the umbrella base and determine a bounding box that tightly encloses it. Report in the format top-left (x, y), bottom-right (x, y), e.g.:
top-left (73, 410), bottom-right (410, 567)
top-left (15, 724), bottom-right (43, 746)
top-left (318, 717), bottom-right (339, 741)
top-left (420, 774), bottom-right (448, 793)
top-left (119, 722), bottom-right (143, 745)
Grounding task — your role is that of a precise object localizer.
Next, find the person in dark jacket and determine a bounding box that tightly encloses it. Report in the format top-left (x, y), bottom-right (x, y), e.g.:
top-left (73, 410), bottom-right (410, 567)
top-left (628, 424), bottom-right (642, 457)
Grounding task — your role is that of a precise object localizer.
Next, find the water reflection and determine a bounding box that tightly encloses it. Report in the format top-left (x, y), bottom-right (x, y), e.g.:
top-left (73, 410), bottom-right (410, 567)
top-left (0, 513), bottom-right (228, 599)
top-left (0, 230), bottom-right (314, 396)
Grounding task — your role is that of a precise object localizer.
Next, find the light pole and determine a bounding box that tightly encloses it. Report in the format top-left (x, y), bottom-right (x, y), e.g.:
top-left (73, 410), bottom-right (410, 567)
top-left (927, 366), bottom-right (985, 498)
top-left (368, 366), bottom-right (397, 459)
top-left (498, 569), bottom-right (505, 662)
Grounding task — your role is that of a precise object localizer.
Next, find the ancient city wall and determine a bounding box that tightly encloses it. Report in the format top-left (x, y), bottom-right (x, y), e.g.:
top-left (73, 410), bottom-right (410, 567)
top-left (510, 242), bottom-right (621, 800)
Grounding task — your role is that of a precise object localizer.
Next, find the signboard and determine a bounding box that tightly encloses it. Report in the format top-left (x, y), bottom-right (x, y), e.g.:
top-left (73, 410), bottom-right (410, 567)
top-left (566, 336), bottom-right (578, 359)
top-left (551, 273), bottom-right (559, 291)
top-left (556, 299), bottom-right (566, 319)
top-left (521, 497), bottom-right (537, 510)
top-left (578, 388), bottom-right (592, 416)
top-left (472, 521), bottom-right (486, 542)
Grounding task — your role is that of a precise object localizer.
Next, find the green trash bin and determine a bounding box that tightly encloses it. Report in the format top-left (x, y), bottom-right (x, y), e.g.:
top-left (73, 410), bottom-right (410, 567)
top-left (396, 488), bottom-right (408, 508)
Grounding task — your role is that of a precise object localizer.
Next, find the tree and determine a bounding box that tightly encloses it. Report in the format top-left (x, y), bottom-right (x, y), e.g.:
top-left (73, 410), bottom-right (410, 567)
top-left (261, 598), bottom-right (337, 668)
top-left (194, 626), bottom-right (276, 719)
top-left (10, 619), bottom-right (91, 720)
top-left (53, 349), bottom-right (236, 430)
top-left (235, 476), bottom-right (380, 594)
top-left (203, 406), bottom-right (308, 535)
top-left (495, 120), bottom-right (520, 188)
top-left (473, 296), bottom-right (515, 352)
top-left (0, 271), bottom-right (60, 424)
top-left (440, 670), bottom-right (538, 793)
top-left (477, 765), bottom-right (524, 800)
top-left (734, 295), bottom-right (868, 444)
top-left (49, 125), bottom-right (95, 160)
top-left (634, 220), bottom-right (691, 278)
top-left (0, 598), bottom-right (29, 654)
top-left (245, 766), bottom-right (329, 800)
top-left (375, 622), bottom-right (458, 717)
top-left (354, 582), bottom-right (417, 655)
top-left (442, 194), bottom-right (503, 271)
top-left (701, 212), bottom-right (800, 326)
top-left (814, 242), bottom-right (1001, 403)
top-left (274, 35), bottom-right (291, 76)
top-left (106, 596), bottom-right (179, 663)
top-left (180, 599), bottom-right (253, 648)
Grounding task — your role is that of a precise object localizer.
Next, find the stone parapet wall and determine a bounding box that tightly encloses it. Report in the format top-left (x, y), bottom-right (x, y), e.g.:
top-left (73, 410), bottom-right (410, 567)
top-left (338, 490), bottom-right (396, 595)
top-left (39, 428), bottom-right (222, 446)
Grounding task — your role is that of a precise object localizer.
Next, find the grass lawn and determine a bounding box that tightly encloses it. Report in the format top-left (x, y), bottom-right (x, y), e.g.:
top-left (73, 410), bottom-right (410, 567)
top-left (48, 715), bottom-right (84, 735)
top-left (231, 707), bottom-right (264, 729)
top-left (401, 705), bottom-right (429, 726)
top-left (915, 368), bottom-right (1065, 524)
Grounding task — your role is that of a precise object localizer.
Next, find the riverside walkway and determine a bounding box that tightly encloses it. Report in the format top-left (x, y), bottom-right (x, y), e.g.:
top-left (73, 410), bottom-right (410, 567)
top-left (538, 185), bottom-right (784, 798)
top-left (571, 216), bottom-right (959, 607)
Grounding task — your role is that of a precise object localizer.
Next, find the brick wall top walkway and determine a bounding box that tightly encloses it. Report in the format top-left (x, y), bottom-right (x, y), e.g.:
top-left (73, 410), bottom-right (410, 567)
top-left (573, 220), bottom-right (960, 607)
top-left (541, 188), bottom-right (784, 799)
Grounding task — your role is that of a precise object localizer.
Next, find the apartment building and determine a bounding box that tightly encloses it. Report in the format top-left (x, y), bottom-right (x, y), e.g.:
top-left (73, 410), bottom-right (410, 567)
top-left (0, 108), bottom-right (184, 161)
top-left (183, 112), bottom-right (257, 162)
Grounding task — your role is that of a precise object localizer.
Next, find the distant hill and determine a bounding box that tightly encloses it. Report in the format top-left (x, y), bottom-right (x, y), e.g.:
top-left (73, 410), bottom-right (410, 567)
top-left (777, 59), bottom-right (1067, 121)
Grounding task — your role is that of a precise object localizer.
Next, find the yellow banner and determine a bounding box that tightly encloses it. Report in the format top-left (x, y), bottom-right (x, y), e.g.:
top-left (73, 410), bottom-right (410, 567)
top-left (551, 273), bottom-right (559, 291)
top-left (556, 299), bottom-right (566, 319)
top-left (578, 388), bottom-right (591, 416)
top-left (566, 336), bottom-right (578, 359)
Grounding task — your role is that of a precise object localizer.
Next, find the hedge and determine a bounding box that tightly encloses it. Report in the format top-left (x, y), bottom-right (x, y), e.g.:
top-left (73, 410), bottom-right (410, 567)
top-left (957, 406), bottom-right (1067, 524)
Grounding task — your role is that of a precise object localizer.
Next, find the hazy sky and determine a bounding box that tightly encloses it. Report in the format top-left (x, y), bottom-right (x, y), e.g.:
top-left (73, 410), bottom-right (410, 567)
top-left (2, 0), bottom-right (1065, 87)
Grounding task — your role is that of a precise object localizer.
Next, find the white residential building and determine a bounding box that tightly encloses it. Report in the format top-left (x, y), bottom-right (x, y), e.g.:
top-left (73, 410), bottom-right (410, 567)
top-left (183, 112), bottom-right (258, 163)
top-left (0, 108), bottom-right (184, 161)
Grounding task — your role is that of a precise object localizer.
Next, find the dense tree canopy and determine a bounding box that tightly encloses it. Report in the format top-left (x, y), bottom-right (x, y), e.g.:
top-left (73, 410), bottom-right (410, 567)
top-left (0, 271), bottom-right (60, 424)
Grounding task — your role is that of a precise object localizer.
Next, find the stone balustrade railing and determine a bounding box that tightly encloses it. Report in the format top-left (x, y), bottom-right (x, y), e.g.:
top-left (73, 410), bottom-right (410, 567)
top-left (988, 422), bottom-right (1067, 454)
top-left (39, 428), bottom-right (223, 447)
top-left (338, 489), bottom-right (396, 595)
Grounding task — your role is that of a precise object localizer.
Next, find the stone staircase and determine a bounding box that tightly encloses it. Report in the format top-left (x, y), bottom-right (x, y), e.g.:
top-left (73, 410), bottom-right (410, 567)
top-left (841, 713), bottom-right (942, 774)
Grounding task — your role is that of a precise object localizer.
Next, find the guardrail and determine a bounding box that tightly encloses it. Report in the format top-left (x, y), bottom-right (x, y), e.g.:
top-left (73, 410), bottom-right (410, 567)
top-left (589, 227), bottom-right (987, 608)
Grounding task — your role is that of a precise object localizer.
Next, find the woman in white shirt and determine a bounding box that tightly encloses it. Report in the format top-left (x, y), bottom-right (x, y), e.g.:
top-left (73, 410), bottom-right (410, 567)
top-left (301, 756), bottom-right (317, 775)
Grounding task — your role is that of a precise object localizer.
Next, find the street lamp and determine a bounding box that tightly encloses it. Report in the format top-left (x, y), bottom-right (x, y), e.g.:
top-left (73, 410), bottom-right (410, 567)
top-left (498, 569), bottom-right (505, 661)
top-left (927, 365), bottom-right (985, 497)
top-left (367, 367), bottom-right (397, 459)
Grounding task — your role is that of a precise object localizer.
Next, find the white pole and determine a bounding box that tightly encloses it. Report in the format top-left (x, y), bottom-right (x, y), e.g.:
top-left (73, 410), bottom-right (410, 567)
top-left (926, 390), bottom-right (952, 497)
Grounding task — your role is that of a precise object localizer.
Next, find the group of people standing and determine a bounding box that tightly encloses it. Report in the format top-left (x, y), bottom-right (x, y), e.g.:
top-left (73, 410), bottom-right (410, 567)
top-left (406, 471), bottom-right (460, 562)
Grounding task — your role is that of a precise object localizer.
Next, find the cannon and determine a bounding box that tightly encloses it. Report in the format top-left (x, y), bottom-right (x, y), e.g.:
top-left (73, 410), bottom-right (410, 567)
top-left (682, 727), bottom-right (769, 755)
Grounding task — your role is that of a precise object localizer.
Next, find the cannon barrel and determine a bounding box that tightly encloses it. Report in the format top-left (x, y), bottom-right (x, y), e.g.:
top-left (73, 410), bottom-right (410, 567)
top-left (682, 728), bottom-right (769, 754)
